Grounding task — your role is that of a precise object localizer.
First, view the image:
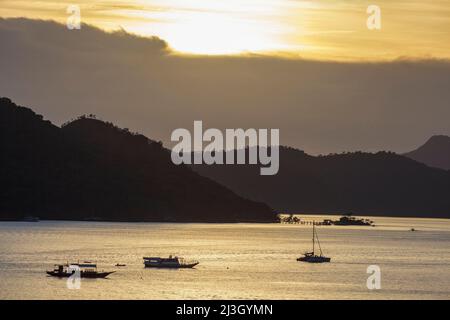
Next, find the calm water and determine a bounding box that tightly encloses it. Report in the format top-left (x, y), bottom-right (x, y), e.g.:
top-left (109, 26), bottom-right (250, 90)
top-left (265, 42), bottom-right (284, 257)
top-left (0, 216), bottom-right (449, 300)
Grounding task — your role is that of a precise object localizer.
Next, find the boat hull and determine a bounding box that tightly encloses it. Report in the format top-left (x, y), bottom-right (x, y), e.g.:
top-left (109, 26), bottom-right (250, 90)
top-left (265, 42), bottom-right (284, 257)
top-left (297, 256), bottom-right (331, 263)
top-left (46, 271), bottom-right (115, 278)
top-left (144, 262), bottom-right (199, 269)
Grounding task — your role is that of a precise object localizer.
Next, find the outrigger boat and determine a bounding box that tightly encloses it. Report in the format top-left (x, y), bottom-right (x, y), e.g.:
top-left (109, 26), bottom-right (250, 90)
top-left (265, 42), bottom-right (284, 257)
top-left (297, 223), bottom-right (331, 263)
top-left (46, 262), bottom-right (115, 278)
top-left (143, 256), bottom-right (199, 268)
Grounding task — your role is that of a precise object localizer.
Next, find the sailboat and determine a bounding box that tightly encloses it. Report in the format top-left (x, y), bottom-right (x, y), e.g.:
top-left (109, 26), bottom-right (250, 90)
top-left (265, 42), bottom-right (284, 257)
top-left (297, 222), bottom-right (331, 263)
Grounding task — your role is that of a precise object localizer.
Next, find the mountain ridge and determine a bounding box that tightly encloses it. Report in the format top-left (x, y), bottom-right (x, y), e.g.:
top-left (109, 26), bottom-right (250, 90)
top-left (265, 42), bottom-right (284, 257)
top-left (403, 135), bottom-right (450, 170)
top-left (2, 97), bottom-right (449, 220)
top-left (0, 97), bottom-right (275, 222)
top-left (191, 146), bottom-right (450, 218)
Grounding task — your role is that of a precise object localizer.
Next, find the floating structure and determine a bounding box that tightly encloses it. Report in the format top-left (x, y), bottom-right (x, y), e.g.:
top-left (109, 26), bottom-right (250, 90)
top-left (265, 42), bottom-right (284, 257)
top-left (279, 214), bottom-right (301, 224)
top-left (279, 213), bottom-right (374, 226)
top-left (320, 214), bottom-right (374, 226)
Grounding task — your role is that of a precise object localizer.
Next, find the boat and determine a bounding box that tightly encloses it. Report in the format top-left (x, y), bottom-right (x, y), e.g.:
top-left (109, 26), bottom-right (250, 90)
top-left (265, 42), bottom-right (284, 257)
top-left (143, 256), bottom-right (199, 268)
top-left (115, 263), bottom-right (126, 267)
top-left (46, 263), bottom-right (115, 278)
top-left (21, 215), bottom-right (39, 222)
top-left (297, 223), bottom-right (331, 263)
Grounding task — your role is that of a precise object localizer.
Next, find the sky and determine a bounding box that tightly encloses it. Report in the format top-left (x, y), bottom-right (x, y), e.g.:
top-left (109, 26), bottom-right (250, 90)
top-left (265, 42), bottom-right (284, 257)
top-left (1, 0), bottom-right (450, 60)
top-left (0, 1), bottom-right (449, 154)
top-left (1, 18), bottom-right (449, 155)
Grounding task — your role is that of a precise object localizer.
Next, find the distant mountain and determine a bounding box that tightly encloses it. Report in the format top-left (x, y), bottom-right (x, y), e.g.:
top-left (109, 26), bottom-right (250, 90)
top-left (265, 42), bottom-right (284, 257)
top-left (403, 135), bottom-right (450, 171)
top-left (192, 147), bottom-right (450, 218)
top-left (0, 97), bottom-right (275, 222)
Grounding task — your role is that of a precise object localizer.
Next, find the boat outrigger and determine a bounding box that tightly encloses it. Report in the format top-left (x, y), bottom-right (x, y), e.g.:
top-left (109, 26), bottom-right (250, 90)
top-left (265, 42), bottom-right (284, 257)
top-left (46, 262), bottom-right (115, 278)
top-left (297, 223), bottom-right (331, 263)
top-left (143, 256), bottom-right (199, 269)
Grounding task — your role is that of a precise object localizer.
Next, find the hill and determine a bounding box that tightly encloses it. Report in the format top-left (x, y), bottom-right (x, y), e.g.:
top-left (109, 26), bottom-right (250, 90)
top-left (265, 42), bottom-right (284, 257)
top-left (0, 97), bottom-right (275, 222)
top-left (192, 147), bottom-right (450, 218)
top-left (404, 135), bottom-right (450, 170)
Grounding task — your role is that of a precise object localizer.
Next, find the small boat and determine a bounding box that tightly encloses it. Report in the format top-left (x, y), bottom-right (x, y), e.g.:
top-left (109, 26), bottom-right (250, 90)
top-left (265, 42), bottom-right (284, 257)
top-left (143, 256), bottom-right (199, 269)
top-left (46, 263), bottom-right (115, 278)
top-left (297, 223), bottom-right (331, 263)
top-left (115, 263), bottom-right (127, 267)
top-left (21, 215), bottom-right (39, 222)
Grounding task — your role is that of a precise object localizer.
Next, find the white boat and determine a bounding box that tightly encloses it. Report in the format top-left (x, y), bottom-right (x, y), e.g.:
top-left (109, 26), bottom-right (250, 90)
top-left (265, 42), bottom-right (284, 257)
top-left (143, 256), bottom-right (199, 268)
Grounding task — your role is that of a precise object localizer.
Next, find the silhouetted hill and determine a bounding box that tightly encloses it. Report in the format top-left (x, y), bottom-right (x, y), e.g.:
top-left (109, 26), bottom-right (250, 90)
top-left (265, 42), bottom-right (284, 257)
top-left (0, 97), bottom-right (275, 222)
top-left (192, 147), bottom-right (450, 218)
top-left (404, 135), bottom-right (450, 170)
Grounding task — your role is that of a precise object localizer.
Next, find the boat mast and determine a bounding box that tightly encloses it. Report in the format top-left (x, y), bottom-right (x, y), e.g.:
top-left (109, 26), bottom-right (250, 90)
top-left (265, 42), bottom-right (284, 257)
top-left (315, 226), bottom-right (323, 256)
top-left (312, 222), bottom-right (315, 254)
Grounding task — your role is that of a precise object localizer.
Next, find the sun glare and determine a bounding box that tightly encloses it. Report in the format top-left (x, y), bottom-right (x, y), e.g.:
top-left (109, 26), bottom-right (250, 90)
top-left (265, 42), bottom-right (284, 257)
top-left (129, 14), bottom-right (280, 54)
top-left (0, 0), bottom-right (449, 59)
top-left (121, 0), bottom-right (290, 54)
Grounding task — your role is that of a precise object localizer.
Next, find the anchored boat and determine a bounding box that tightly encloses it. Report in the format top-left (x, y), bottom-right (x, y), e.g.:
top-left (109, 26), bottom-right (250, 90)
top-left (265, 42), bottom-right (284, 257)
top-left (143, 256), bottom-right (199, 268)
top-left (46, 262), bottom-right (115, 278)
top-left (297, 223), bottom-right (331, 263)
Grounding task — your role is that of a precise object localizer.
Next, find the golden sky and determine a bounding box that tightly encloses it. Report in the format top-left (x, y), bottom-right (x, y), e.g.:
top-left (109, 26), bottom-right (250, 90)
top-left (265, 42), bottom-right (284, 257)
top-left (1, 0), bottom-right (450, 60)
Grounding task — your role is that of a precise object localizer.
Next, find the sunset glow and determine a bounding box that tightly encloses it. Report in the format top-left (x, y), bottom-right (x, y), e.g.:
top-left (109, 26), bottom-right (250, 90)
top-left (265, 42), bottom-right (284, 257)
top-left (1, 0), bottom-right (450, 59)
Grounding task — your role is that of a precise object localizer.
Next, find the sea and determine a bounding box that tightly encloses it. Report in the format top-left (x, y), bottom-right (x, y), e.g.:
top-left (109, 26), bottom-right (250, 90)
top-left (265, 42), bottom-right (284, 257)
top-left (0, 215), bottom-right (449, 299)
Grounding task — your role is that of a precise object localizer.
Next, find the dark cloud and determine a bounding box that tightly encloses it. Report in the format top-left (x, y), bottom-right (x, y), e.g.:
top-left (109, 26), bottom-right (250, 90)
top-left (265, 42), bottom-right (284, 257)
top-left (1, 18), bottom-right (449, 154)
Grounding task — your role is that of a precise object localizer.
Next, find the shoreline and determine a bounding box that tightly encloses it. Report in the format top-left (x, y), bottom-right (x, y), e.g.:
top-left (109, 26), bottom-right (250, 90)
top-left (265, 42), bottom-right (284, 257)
top-left (1, 214), bottom-right (449, 224)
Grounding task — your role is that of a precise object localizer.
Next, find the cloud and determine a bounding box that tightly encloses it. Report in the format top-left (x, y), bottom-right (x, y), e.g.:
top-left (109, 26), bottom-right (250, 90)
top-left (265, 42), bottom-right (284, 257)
top-left (1, 18), bottom-right (450, 154)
